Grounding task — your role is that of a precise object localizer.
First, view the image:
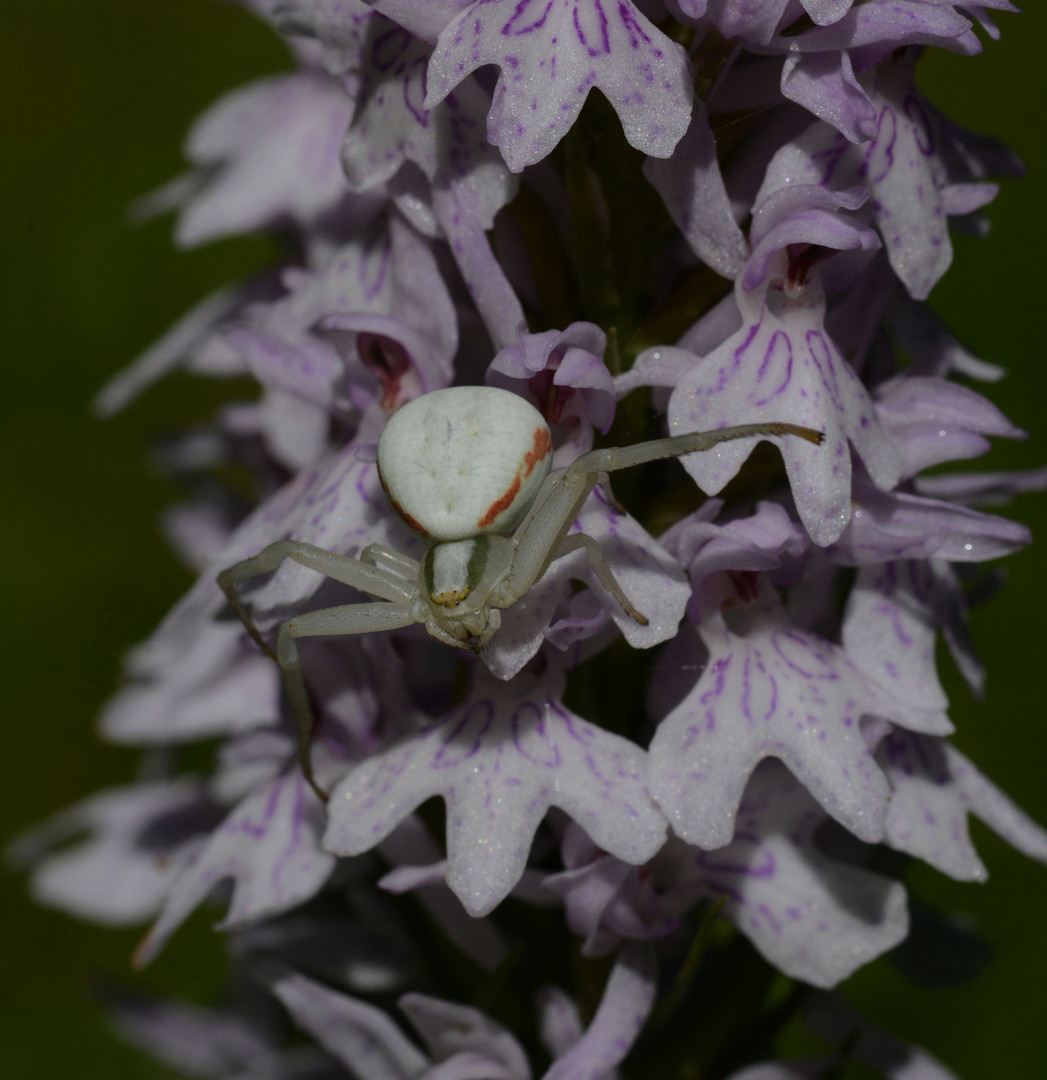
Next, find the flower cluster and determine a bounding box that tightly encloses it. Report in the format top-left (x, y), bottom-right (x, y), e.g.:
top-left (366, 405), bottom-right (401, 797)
top-left (18, 1), bottom-right (1047, 1078)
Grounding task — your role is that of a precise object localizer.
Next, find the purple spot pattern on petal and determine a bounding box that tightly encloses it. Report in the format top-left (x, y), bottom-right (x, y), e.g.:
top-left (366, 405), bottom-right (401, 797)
top-left (426, 0), bottom-right (692, 171)
top-left (324, 666), bottom-right (666, 915)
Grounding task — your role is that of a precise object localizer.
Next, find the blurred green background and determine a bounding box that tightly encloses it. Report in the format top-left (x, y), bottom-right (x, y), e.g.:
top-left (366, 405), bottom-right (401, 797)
top-left (2, 2), bottom-right (1045, 1076)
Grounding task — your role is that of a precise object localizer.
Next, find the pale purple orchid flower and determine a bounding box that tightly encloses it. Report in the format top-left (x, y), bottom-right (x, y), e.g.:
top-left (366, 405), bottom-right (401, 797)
top-left (17, 2), bottom-right (1045, 1079)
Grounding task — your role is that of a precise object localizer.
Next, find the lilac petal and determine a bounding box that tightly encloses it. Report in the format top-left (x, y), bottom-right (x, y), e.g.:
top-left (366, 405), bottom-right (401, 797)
top-left (173, 73), bottom-right (355, 246)
top-left (649, 589), bottom-right (924, 849)
top-left (875, 375), bottom-right (1024, 477)
top-left (916, 466), bottom-right (1047, 507)
top-left (643, 101), bottom-right (749, 278)
top-left (17, 781), bottom-right (211, 926)
top-left (723, 1067), bottom-right (818, 1080)
top-left (743, 207), bottom-right (879, 293)
top-left (880, 731), bottom-right (1047, 881)
top-left (343, 20), bottom-right (517, 227)
top-left (366, 0), bottom-right (472, 43)
top-left (679, 763), bottom-right (909, 987)
top-left (101, 621), bottom-right (280, 743)
top-left (324, 667), bottom-right (667, 916)
top-left (426, 0), bottom-right (693, 171)
top-left (940, 181), bottom-right (998, 216)
top-left (377, 818), bottom-right (512, 971)
top-left (804, 993), bottom-right (963, 1080)
top-left (338, 20), bottom-right (524, 346)
top-left (764, 65), bottom-right (956, 300)
top-left (266, 965), bottom-right (429, 1079)
top-left (149, 437), bottom-right (403, 656)
top-left (94, 284), bottom-right (247, 416)
top-left (841, 563), bottom-right (950, 726)
top-left (482, 574), bottom-right (569, 680)
top-left (544, 857), bottom-right (636, 956)
top-left (780, 52), bottom-right (877, 143)
top-left (135, 771), bottom-right (335, 966)
top-left (481, 488), bottom-right (690, 678)
top-left (105, 991), bottom-right (277, 1078)
top-left (571, 488), bottom-right (691, 650)
top-left (667, 276), bottom-right (901, 546)
top-left (401, 995), bottom-right (530, 1076)
top-left (537, 988), bottom-right (584, 1060)
top-left (226, 326), bottom-right (341, 410)
top-left (663, 500), bottom-right (808, 589)
top-left (231, 213), bottom-right (458, 406)
top-left (827, 480), bottom-right (1031, 564)
top-left (542, 943), bottom-right (657, 1080)
top-left (431, 180), bottom-right (528, 350)
top-left (487, 322), bottom-right (617, 456)
top-left (780, 1), bottom-right (979, 59)
top-left (886, 283), bottom-right (1003, 381)
top-left (674, 0), bottom-right (791, 46)
top-left (615, 344), bottom-right (695, 397)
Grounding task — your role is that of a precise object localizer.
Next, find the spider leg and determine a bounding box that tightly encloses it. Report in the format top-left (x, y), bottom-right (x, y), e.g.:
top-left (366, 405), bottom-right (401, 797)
top-left (554, 533), bottom-right (648, 625)
top-left (218, 540), bottom-right (416, 658)
top-left (498, 421), bottom-right (822, 609)
top-left (275, 602), bottom-right (418, 801)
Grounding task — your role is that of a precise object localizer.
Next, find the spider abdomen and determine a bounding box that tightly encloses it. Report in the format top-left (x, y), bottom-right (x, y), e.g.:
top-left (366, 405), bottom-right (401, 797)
top-left (377, 386), bottom-right (553, 541)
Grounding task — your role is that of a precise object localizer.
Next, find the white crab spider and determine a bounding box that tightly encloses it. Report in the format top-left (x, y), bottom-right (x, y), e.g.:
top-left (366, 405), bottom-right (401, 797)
top-left (218, 386), bottom-right (823, 799)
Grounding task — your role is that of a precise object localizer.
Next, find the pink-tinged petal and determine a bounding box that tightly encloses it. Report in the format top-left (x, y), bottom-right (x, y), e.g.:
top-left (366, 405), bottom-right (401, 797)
top-left (673, 0), bottom-right (791, 46)
top-left (880, 731), bottom-right (1047, 881)
top-left (643, 101), bottom-right (750, 278)
top-left (134, 771), bottom-right (335, 965)
top-left (94, 284), bottom-right (253, 416)
top-left (101, 621), bottom-right (280, 744)
top-left (172, 73), bottom-right (356, 246)
top-left (677, 763), bottom-right (909, 987)
top-left (324, 666), bottom-right (667, 916)
top-left (667, 275), bottom-right (901, 547)
top-left (542, 942), bottom-right (656, 1080)
top-left (104, 991), bottom-right (277, 1078)
top-left (571, 488), bottom-right (691, 650)
top-left (662, 500), bottom-right (808, 592)
top-left (827, 479), bottom-right (1031, 565)
top-left (343, 18), bottom-right (517, 227)
top-left (886, 284), bottom-right (1004, 381)
top-left (841, 563), bottom-right (951, 728)
top-left (427, 0), bottom-right (693, 171)
top-left (266, 965), bottom-right (430, 1079)
top-left (366, 0), bottom-right (474, 43)
top-left (875, 375), bottom-right (1024, 477)
top-left (916, 466), bottom-right (1047, 507)
top-left (14, 781), bottom-right (213, 926)
top-left (780, 52), bottom-right (877, 144)
top-left (400, 994), bottom-right (531, 1075)
top-left (778, 1), bottom-right (979, 60)
top-left (431, 179), bottom-right (527, 349)
top-left (487, 322), bottom-right (616, 457)
top-left (649, 586), bottom-right (933, 849)
top-left (762, 57), bottom-right (986, 301)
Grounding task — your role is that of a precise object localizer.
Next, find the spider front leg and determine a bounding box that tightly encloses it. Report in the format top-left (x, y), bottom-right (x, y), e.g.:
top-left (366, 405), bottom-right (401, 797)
top-left (497, 421), bottom-right (823, 619)
top-left (217, 540), bottom-right (417, 654)
top-left (217, 540), bottom-right (421, 800)
top-left (275, 602), bottom-right (418, 801)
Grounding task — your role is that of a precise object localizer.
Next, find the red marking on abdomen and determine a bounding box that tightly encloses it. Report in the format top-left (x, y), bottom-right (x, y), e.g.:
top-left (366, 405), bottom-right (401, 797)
top-left (478, 474), bottom-right (521, 529)
top-left (523, 426), bottom-right (553, 475)
top-left (477, 425), bottom-right (551, 529)
top-left (379, 467), bottom-right (429, 536)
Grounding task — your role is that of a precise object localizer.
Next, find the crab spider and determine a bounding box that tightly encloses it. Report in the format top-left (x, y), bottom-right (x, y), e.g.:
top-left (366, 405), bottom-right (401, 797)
top-left (218, 386), bottom-right (823, 799)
